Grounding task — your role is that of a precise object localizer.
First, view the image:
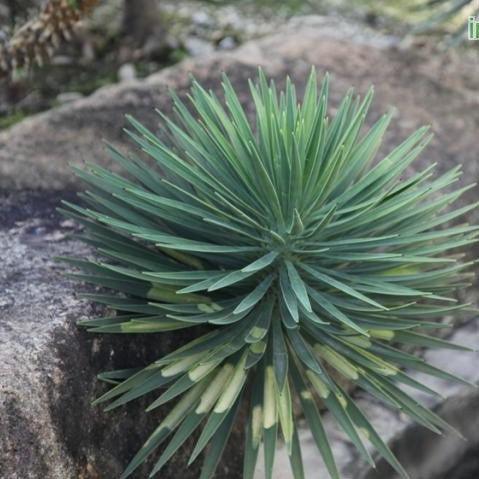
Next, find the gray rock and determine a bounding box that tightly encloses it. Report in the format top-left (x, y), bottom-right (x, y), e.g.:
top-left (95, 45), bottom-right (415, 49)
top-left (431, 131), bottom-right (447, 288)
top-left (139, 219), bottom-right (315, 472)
top-left (361, 388), bottom-right (479, 479)
top-left (191, 11), bottom-right (214, 28)
top-left (118, 63), bottom-right (138, 83)
top-left (218, 36), bottom-right (237, 50)
top-left (0, 192), bottom-right (245, 478)
top-left (56, 92), bottom-right (84, 104)
top-left (184, 36), bottom-right (215, 57)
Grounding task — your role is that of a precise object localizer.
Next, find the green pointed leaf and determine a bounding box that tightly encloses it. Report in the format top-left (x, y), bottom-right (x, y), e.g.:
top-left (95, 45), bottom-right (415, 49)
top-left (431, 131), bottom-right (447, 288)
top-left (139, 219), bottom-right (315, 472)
top-left (286, 261), bottom-right (312, 312)
top-left (234, 274), bottom-right (274, 314)
top-left (290, 358), bottom-right (340, 479)
top-left (243, 369), bottom-right (264, 479)
top-left (242, 251), bottom-right (279, 273)
top-left (272, 319), bottom-right (289, 391)
top-left (198, 394), bottom-right (242, 479)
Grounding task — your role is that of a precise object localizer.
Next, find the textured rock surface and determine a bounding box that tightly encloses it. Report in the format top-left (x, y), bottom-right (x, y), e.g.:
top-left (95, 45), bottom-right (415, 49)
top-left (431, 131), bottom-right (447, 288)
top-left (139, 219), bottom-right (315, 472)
top-left (0, 192), bottom-right (244, 479)
top-left (1, 15), bottom-right (478, 479)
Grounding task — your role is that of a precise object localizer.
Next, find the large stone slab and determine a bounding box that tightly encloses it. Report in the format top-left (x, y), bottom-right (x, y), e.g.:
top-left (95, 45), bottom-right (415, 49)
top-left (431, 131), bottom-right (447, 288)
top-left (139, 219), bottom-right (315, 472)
top-left (0, 191), bottom-right (244, 478)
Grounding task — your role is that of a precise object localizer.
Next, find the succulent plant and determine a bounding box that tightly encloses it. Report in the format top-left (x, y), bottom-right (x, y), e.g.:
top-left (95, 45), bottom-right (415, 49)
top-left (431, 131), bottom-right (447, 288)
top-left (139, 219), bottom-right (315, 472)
top-left (61, 69), bottom-right (477, 479)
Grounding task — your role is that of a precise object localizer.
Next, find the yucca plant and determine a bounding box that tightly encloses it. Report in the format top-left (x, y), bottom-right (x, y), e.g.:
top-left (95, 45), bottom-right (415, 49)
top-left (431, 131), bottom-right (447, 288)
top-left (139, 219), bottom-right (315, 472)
top-left (61, 68), bottom-right (477, 479)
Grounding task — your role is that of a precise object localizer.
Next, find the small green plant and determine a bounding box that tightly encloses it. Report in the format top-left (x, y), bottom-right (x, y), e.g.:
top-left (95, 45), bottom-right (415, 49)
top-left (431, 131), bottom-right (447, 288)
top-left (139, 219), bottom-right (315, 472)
top-left (62, 69), bottom-right (477, 479)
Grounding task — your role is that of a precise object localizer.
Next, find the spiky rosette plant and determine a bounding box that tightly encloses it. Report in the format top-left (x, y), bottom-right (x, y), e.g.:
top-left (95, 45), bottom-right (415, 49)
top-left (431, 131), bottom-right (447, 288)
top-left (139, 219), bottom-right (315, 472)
top-left (61, 69), bottom-right (478, 479)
